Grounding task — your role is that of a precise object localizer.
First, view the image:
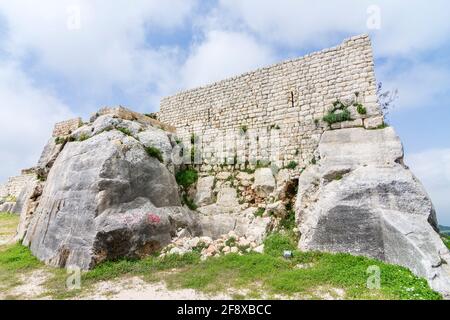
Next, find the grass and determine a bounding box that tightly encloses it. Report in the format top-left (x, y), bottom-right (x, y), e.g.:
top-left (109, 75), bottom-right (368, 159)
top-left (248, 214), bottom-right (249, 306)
top-left (0, 236), bottom-right (442, 300)
top-left (164, 234), bottom-right (441, 300)
top-left (116, 127), bottom-right (132, 136)
top-left (145, 146), bottom-right (164, 163)
top-left (175, 168), bottom-right (198, 189)
top-left (77, 133), bottom-right (90, 142)
top-left (442, 235), bottom-right (450, 250)
top-left (0, 243), bottom-right (42, 292)
top-left (0, 214), bottom-right (442, 300)
top-left (254, 208), bottom-right (265, 217)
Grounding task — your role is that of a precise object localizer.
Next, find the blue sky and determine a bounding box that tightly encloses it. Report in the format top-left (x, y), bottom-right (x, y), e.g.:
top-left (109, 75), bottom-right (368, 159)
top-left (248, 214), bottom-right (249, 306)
top-left (0, 1), bottom-right (449, 224)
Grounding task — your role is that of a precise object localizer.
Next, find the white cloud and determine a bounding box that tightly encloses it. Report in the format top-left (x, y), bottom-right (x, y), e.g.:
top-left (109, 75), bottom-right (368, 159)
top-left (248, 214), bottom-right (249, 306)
top-left (0, 60), bottom-right (74, 182)
top-left (406, 149), bottom-right (450, 225)
top-left (181, 30), bottom-right (276, 88)
top-left (217, 0), bottom-right (450, 56)
top-left (377, 59), bottom-right (450, 110)
top-left (0, 0), bottom-right (198, 110)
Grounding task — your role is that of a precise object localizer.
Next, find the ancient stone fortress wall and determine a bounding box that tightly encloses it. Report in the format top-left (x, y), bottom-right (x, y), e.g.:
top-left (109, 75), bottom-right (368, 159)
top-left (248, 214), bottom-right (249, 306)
top-left (52, 118), bottom-right (83, 137)
top-left (0, 169), bottom-right (36, 199)
top-left (159, 34), bottom-right (383, 171)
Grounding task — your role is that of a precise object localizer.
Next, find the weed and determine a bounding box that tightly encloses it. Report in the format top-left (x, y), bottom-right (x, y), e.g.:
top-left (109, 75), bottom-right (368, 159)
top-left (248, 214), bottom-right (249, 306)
top-left (175, 168), bottom-right (198, 189)
top-left (145, 146), bottom-right (163, 163)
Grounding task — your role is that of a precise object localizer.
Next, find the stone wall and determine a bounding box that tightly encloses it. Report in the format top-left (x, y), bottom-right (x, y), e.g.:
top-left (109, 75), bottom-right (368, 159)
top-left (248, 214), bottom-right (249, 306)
top-left (0, 173), bottom-right (36, 199)
top-left (159, 34), bottom-right (383, 170)
top-left (52, 118), bottom-right (82, 137)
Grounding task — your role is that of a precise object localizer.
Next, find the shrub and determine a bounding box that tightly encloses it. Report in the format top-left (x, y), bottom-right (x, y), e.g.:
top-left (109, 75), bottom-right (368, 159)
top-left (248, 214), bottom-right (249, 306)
top-left (323, 108), bottom-right (351, 125)
top-left (175, 168), bottom-right (198, 189)
top-left (240, 125), bottom-right (248, 134)
top-left (279, 210), bottom-right (296, 231)
top-left (225, 237), bottom-right (237, 247)
top-left (286, 161), bottom-right (298, 169)
top-left (192, 241), bottom-right (208, 253)
top-left (54, 137), bottom-right (66, 145)
top-left (144, 113), bottom-right (157, 120)
top-left (182, 194), bottom-right (197, 210)
top-left (145, 146), bottom-right (163, 163)
top-left (355, 103), bottom-right (367, 115)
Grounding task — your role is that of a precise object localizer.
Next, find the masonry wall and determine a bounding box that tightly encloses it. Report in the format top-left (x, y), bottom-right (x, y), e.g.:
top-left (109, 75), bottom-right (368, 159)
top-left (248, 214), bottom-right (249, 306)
top-left (159, 34), bottom-right (382, 170)
top-left (52, 118), bottom-right (82, 137)
top-left (0, 173), bottom-right (36, 199)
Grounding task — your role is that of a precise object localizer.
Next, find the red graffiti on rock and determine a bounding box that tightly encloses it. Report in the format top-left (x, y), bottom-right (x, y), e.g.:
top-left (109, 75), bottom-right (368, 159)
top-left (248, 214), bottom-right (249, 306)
top-left (147, 213), bottom-right (161, 224)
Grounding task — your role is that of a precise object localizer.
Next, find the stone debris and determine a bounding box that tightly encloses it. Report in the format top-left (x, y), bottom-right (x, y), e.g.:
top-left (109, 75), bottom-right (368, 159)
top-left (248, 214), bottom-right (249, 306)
top-left (159, 230), bottom-right (265, 259)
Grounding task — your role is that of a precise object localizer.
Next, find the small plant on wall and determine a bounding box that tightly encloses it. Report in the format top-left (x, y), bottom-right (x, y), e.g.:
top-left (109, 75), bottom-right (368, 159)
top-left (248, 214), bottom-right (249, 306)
top-left (322, 100), bottom-right (352, 125)
top-left (354, 103), bottom-right (367, 115)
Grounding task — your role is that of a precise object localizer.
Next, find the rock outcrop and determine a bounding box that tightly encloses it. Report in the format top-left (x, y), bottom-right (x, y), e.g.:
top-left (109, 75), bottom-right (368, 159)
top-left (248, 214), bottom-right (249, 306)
top-left (20, 110), bottom-right (198, 269)
top-left (295, 127), bottom-right (450, 296)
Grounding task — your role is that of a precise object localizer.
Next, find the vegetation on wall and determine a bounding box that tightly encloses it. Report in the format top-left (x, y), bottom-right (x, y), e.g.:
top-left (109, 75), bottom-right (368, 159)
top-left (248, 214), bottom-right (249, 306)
top-left (355, 103), bottom-right (367, 115)
top-left (322, 100), bottom-right (353, 125)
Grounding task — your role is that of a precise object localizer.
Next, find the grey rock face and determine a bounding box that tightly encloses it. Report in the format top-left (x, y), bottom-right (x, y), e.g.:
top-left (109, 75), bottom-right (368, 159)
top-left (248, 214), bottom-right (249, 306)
top-left (199, 214), bottom-right (270, 244)
top-left (296, 127), bottom-right (450, 296)
top-left (194, 176), bottom-right (215, 206)
top-left (36, 138), bottom-right (65, 180)
top-left (23, 130), bottom-right (182, 269)
top-left (253, 168), bottom-right (276, 197)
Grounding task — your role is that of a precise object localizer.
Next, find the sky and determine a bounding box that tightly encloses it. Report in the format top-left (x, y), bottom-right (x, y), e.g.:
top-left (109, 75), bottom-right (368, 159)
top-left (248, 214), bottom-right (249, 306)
top-left (0, 1), bottom-right (449, 224)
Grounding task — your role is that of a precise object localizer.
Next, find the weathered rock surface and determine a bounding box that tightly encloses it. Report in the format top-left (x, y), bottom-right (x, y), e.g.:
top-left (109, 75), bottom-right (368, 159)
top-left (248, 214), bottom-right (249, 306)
top-left (253, 168), bottom-right (276, 197)
top-left (198, 214), bottom-right (271, 244)
top-left (22, 117), bottom-right (190, 269)
top-left (194, 176), bottom-right (215, 206)
top-left (296, 127), bottom-right (450, 296)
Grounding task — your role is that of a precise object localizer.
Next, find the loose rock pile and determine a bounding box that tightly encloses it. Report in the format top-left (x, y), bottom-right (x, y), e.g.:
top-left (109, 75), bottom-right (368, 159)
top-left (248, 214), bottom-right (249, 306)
top-left (160, 230), bottom-right (265, 260)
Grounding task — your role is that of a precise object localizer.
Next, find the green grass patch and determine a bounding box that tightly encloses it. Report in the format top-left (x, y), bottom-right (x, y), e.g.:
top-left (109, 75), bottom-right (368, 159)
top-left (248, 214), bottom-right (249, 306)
top-left (0, 243), bottom-right (42, 292)
top-left (0, 244), bottom-right (40, 271)
top-left (442, 235), bottom-right (450, 250)
top-left (175, 168), bottom-right (198, 189)
top-left (163, 240), bottom-right (441, 300)
top-left (254, 208), bottom-right (265, 217)
top-left (116, 127), bottom-right (132, 136)
top-left (0, 212), bottom-right (20, 223)
top-left (263, 233), bottom-right (297, 257)
top-left (145, 146), bottom-right (164, 163)
top-left (77, 133), bottom-right (90, 142)
top-left (0, 236), bottom-right (441, 300)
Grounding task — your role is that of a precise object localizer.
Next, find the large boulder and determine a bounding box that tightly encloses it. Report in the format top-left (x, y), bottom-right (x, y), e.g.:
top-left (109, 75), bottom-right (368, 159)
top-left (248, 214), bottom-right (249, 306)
top-left (296, 127), bottom-right (450, 296)
top-left (22, 124), bottom-right (187, 269)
